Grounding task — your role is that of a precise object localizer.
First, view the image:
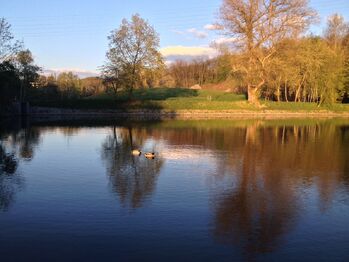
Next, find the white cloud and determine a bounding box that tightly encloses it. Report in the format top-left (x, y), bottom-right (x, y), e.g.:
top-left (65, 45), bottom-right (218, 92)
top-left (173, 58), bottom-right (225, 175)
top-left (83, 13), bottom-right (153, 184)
top-left (212, 37), bottom-right (237, 45)
top-left (161, 45), bottom-right (217, 57)
top-left (187, 28), bottom-right (208, 39)
top-left (43, 68), bottom-right (99, 78)
top-left (171, 29), bottom-right (185, 35)
top-left (204, 24), bottom-right (222, 31)
top-left (161, 45), bottom-right (218, 62)
top-left (171, 28), bottom-right (209, 39)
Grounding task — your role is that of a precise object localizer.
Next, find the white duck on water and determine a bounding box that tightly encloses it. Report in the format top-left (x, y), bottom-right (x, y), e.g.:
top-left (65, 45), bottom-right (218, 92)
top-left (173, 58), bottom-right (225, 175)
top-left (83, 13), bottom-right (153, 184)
top-left (132, 149), bottom-right (142, 156)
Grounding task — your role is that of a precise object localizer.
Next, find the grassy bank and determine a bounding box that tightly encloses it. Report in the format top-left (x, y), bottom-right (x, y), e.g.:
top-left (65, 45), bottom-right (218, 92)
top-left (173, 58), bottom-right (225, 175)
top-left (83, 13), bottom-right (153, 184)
top-left (32, 88), bottom-right (349, 112)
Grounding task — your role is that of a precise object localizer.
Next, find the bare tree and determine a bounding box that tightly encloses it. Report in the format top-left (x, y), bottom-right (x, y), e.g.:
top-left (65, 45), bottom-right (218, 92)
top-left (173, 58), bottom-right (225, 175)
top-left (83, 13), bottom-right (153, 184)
top-left (324, 14), bottom-right (349, 51)
top-left (0, 18), bottom-right (22, 63)
top-left (103, 14), bottom-right (163, 97)
top-left (218, 0), bottom-right (317, 104)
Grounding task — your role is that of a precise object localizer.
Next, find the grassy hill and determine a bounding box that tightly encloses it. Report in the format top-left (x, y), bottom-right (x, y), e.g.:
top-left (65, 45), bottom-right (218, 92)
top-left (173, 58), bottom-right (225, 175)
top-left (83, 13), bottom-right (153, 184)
top-left (32, 88), bottom-right (349, 112)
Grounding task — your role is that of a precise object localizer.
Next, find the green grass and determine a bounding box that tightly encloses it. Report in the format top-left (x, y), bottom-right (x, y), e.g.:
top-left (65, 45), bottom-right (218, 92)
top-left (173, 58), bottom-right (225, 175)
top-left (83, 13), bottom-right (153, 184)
top-left (32, 87), bottom-right (349, 112)
top-left (88, 88), bottom-right (199, 101)
top-left (263, 100), bottom-right (349, 112)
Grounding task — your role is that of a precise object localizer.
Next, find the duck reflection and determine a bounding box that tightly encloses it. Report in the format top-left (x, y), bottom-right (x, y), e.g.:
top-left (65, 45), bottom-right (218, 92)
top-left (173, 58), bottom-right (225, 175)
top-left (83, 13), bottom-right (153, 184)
top-left (101, 126), bottom-right (164, 209)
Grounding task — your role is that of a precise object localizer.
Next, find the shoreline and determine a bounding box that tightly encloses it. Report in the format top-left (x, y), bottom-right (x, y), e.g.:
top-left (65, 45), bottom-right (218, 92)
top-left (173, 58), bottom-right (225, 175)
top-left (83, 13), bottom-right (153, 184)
top-left (15, 107), bottom-right (349, 119)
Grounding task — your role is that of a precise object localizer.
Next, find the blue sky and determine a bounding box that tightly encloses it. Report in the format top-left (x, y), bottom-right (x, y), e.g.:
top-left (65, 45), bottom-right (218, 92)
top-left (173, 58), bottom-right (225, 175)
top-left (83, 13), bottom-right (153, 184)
top-left (1, 0), bottom-right (348, 76)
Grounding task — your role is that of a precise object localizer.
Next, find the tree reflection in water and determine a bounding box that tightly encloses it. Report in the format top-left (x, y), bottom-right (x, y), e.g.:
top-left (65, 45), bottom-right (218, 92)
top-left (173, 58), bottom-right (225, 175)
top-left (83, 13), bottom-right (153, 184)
top-left (210, 122), bottom-right (349, 258)
top-left (127, 120), bottom-right (349, 257)
top-left (213, 123), bottom-right (299, 257)
top-left (101, 126), bottom-right (164, 209)
top-left (0, 144), bottom-right (21, 211)
top-left (0, 118), bottom-right (348, 258)
top-left (0, 121), bottom-right (41, 211)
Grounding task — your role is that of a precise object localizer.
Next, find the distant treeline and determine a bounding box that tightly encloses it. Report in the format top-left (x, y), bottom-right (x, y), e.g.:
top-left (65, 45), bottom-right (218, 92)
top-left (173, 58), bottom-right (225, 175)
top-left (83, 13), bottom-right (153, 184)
top-left (33, 74), bottom-right (105, 99)
top-left (36, 30), bottom-right (349, 104)
top-left (1, 3), bottom-right (349, 109)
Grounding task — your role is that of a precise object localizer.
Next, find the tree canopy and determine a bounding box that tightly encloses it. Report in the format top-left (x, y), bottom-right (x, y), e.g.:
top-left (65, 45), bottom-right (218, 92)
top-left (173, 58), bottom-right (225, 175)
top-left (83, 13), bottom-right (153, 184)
top-left (0, 18), bottom-right (22, 63)
top-left (103, 14), bottom-right (164, 96)
top-left (218, 0), bottom-right (318, 104)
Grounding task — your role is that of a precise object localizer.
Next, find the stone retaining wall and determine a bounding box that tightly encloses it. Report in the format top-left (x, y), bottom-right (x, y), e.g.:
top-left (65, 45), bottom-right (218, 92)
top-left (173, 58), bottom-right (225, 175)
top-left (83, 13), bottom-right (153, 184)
top-left (27, 107), bottom-right (349, 120)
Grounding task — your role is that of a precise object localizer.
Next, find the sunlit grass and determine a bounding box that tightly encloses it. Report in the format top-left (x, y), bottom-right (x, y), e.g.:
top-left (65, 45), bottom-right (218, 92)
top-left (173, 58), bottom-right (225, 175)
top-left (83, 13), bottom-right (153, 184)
top-left (33, 88), bottom-right (349, 112)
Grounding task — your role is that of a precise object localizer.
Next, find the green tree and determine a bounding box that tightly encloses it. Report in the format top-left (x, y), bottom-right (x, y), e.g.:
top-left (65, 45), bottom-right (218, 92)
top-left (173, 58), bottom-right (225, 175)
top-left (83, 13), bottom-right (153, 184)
top-left (323, 14), bottom-right (348, 103)
top-left (80, 77), bottom-right (104, 97)
top-left (103, 14), bottom-right (163, 97)
top-left (267, 37), bottom-right (344, 104)
top-left (15, 49), bottom-right (41, 101)
top-left (56, 72), bottom-right (81, 99)
top-left (343, 56), bottom-right (349, 102)
top-left (0, 61), bottom-right (20, 109)
top-left (218, 0), bottom-right (317, 104)
top-left (0, 18), bottom-right (22, 110)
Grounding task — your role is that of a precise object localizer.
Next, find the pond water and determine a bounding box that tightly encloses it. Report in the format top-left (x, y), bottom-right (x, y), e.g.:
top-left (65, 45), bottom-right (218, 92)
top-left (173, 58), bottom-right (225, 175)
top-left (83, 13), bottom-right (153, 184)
top-left (0, 118), bottom-right (349, 261)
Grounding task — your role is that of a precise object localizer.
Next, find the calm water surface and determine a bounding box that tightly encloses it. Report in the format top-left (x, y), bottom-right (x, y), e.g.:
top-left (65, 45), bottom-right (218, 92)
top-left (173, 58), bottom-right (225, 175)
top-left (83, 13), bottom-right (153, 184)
top-left (0, 118), bottom-right (349, 261)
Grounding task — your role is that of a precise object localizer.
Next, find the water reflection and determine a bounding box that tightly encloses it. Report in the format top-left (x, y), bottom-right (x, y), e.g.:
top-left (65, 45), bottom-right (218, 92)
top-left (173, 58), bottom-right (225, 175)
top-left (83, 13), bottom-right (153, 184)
top-left (209, 123), bottom-right (349, 257)
top-left (0, 118), bottom-right (45, 211)
top-left (101, 126), bottom-right (164, 209)
top-left (0, 144), bottom-right (21, 211)
top-left (119, 120), bottom-right (349, 256)
top-left (0, 118), bottom-right (348, 260)
top-left (213, 123), bottom-right (301, 257)
top-left (0, 127), bottom-right (22, 211)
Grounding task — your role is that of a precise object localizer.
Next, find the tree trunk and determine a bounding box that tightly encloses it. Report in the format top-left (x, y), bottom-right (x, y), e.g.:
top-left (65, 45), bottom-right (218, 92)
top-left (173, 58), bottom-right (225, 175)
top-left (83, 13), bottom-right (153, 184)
top-left (284, 82), bottom-right (289, 102)
top-left (276, 86), bottom-right (280, 102)
top-left (247, 85), bottom-right (259, 105)
top-left (295, 87), bottom-right (300, 102)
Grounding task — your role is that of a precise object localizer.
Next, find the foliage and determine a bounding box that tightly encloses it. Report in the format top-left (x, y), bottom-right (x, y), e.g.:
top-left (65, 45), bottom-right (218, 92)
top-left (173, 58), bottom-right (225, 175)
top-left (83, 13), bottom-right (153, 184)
top-left (0, 19), bottom-right (40, 109)
top-left (344, 59), bottom-right (349, 102)
top-left (80, 77), bottom-right (105, 97)
top-left (0, 50), bottom-right (40, 108)
top-left (56, 72), bottom-right (81, 98)
top-left (102, 14), bottom-right (164, 96)
top-left (167, 55), bottom-right (233, 88)
top-left (0, 61), bottom-right (20, 108)
top-left (163, 11), bottom-right (349, 106)
top-left (0, 18), bottom-right (22, 63)
top-left (15, 49), bottom-right (41, 100)
top-left (31, 88), bottom-right (349, 112)
top-left (264, 37), bottom-right (345, 104)
top-left (2, 11), bottom-right (349, 111)
top-left (218, 0), bottom-right (318, 104)
top-left (32, 72), bottom-right (82, 100)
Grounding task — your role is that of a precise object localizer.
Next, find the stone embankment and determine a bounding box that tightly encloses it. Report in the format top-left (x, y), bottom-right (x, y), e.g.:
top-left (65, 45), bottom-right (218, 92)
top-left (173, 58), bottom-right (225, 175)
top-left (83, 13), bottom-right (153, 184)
top-left (27, 107), bottom-right (349, 119)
